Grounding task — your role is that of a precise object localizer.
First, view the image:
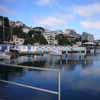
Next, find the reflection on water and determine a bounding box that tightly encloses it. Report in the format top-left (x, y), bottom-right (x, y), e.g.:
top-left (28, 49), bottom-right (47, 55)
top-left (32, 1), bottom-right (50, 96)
top-left (0, 54), bottom-right (94, 70)
top-left (0, 66), bottom-right (24, 80)
top-left (0, 54), bottom-right (100, 100)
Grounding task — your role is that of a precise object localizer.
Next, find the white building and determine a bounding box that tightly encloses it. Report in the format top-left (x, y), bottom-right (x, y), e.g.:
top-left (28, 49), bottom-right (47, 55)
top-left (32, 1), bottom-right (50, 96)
top-left (82, 32), bottom-right (94, 42)
top-left (43, 31), bottom-right (59, 45)
top-left (15, 21), bottom-right (24, 27)
top-left (22, 27), bottom-right (30, 33)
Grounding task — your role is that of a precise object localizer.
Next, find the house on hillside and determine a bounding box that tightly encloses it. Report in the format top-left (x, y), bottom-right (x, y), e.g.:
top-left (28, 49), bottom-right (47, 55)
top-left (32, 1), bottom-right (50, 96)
top-left (63, 29), bottom-right (81, 40)
top-left (10, 35), bottom-right (24, 45)
top-left (43, 31), bottom-right (59, 45)
top-left (22, 26), bottom-right (31, 33)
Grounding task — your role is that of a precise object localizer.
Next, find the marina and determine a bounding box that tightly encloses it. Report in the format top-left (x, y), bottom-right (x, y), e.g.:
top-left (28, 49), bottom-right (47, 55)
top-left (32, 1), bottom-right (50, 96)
top-left (0, 2), bottom-right (100, 99)
top-left (0, 44), bottom-right (87, 60)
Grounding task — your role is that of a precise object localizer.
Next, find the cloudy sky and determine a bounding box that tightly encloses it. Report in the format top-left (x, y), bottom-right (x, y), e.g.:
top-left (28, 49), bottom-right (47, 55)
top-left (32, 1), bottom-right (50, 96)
top-left (0, 0), bottom-right (100, 39)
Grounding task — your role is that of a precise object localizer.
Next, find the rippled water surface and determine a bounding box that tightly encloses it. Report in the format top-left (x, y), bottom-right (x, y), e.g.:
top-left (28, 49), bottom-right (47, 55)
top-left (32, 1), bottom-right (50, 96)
top-left (0, 54), bottom-right (100, 100)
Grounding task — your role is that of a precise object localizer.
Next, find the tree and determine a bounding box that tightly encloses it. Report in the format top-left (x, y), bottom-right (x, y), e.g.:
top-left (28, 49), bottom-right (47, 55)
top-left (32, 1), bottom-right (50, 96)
top-left (58, 38), bottom-right (71, 46)
top-left (34, 34), bottom-right (48, 45)
top-left (4, 17), bottom-right (11, 41)
top-left (28, 30), bottom-right (36, 37)
top-left (32, 27), bottom-right (45, 34)
top-left (12, 26), bottom-right (23, 37)
top-left (24, 28), bottom-right (48, 45)
top-left (24, 37), bottom-right (35, 45)
top-left (0, 16), bottom-right (3, 43)
top-left (0, 16), bottom-right (11, 42)
top-left (55, 34), bottom-right (64, 40)
top-left (24, 30), bottom-right (48, 45)
top-left (56, 34), bottom-right (76, 46)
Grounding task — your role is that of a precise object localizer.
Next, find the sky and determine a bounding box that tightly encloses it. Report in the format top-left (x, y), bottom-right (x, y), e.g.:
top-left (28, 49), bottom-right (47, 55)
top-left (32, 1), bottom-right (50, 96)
top-left (0, 0), bottom-right (100, 39)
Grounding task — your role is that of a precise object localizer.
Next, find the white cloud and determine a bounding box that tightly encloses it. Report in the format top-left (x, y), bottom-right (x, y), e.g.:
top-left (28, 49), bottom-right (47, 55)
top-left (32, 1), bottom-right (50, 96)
top-left (81, 20), bottom-right (100, 29)
top-left (74, 3), bottom-right (100, 17)
top-left (33, 14), bottom-right (74, 28)
top-left (0, 5), bottom-right (14, 15)
top-left (36, 0), bottom-right (56, 6)
top-left (39, 17), bottom-right (64, 26)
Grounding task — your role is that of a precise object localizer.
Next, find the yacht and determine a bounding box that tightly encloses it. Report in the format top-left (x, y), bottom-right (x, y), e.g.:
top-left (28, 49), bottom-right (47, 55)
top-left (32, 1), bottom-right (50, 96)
top-left (0, 52), bottom-right (11, 60)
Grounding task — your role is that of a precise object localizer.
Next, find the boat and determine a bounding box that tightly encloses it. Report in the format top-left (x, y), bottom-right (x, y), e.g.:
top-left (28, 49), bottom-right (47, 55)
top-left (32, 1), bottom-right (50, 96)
top-left (67, 46), bottom-right (86, 60)
top-left (0, 52), bottom-right (11, 60)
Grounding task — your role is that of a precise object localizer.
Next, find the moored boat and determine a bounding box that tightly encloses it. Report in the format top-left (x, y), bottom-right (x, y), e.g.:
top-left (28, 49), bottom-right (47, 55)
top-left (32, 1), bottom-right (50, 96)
top-left (0, 52), bottom-right (11, 60)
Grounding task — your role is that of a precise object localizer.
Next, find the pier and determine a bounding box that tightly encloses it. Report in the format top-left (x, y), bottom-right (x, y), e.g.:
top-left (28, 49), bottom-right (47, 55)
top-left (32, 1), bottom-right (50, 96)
top-left (0, 44), bottom-right (87, 60)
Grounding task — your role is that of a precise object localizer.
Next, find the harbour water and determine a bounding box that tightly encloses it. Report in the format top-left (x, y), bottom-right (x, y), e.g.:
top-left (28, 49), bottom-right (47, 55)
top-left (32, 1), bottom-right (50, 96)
top-left (0, 54), bottom-right (100, 100)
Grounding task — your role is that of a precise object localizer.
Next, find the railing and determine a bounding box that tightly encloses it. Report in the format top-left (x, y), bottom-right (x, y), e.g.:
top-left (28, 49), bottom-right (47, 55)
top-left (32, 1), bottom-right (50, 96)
top-left (0, 63), bottom-right (61, 100)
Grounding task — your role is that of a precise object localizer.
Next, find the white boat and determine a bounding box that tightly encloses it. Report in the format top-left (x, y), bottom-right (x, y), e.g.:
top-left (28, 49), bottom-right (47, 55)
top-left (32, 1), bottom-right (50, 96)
top-left (0, 52), bottom-right (11, 60)
top-left (67, 46), bottom-right (86, 60)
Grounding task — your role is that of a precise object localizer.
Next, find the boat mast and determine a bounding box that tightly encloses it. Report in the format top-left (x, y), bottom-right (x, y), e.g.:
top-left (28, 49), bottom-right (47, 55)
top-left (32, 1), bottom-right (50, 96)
top-left (10, 23), bottom-right (13, 42)
top-left (2, 17), bottom-right (5, 43)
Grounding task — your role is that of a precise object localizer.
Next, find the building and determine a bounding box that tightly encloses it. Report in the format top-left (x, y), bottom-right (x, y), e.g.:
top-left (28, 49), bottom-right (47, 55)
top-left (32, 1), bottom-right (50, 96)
top-left (94, 40), bottom-right (100, 54)
top-left (95, 40), bottom-right (100, 46)
top-left (43, 29), bottom-right (81, 45)
top-left (81, 32), bottom-right (94, 42)
top-left (63, 34), bottom-right (78, 40)
top-left (43, 31), bottom-right (59, 45)
top-left (64, 29), bottom-right (80, 37)
top-left (11, 35), bottom-right (25, 45)
top-left (22, 26), bottom-right (31, 33)
top-left (63, 29), bottom-right (81, 40)
top-left (14, 21), bottom-right (24, 27)
top-left (82, 42), bottom-right (96, 55)
top-left (10, 21), bottom-right (24, 27)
